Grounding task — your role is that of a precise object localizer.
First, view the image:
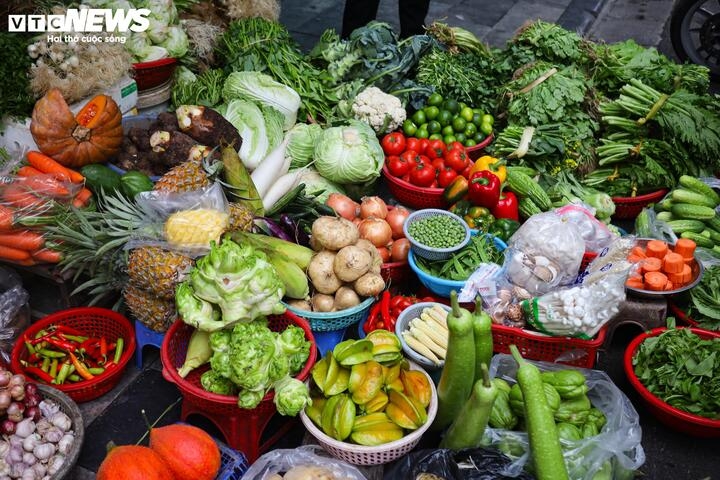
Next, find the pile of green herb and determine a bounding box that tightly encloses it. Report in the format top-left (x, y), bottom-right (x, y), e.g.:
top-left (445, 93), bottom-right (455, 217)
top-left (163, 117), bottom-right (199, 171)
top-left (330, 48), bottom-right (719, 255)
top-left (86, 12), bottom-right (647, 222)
top-left (687, 265), bottom-right (720, 331)
top-left (171, 67), bottom-right (226, 109)
top-left (415, 234), bottom-right (503, 281)
top-left (632, 321), bottom-right (720, 418)
top-left (0, 32), bottom-right (35, 122)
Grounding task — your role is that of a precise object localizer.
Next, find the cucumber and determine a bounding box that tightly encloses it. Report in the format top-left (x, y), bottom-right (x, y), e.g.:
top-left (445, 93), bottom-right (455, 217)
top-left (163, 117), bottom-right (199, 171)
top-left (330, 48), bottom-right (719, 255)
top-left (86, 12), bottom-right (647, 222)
top-left (681, 231), bottom-right (716, 249)
top-left (679, 175), bottom-right (720, 206)
top-left (671, 203), bottom-right (717, 221)
top-left (80, 164), bottom-right (122, 194)
top-left (654, 198), bottom-right (674, 212)
top-left (706, 215), bottom-right (720, 232)
top-left (671, 188), bottom-right (718, 208)
top-left (704, 228), bottom-right (720, 243)
top-left (634, 209), bottom-right (652, 237)
top-left (655, 211), bottom-right (674, 222)
top-left (666, 219), bottom-right (706, 234)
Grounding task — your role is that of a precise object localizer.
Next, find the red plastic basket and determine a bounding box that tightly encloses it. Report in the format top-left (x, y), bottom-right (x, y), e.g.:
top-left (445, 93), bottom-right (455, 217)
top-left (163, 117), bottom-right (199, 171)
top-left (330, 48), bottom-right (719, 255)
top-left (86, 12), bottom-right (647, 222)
top-left (161, 312), bottom-right (316, 415)
top-left (668, 302), bottom-right (700, 327)
top-left (611, 188), bottom-right (669, 219)
top-left (465, 133), bottom-right (494, 160)
top-left (11, 307), bottom-right (136, 403)
top-left (382, 164), bottom-right (446, 209)
top-left (381, 260), bottom-right (411, 284)
top-left (624, 327), bottom-right (720, 437)
top-left (132, 57), bottom-right (177, 91)
top-left (491, 323), bottom-right (607, 368)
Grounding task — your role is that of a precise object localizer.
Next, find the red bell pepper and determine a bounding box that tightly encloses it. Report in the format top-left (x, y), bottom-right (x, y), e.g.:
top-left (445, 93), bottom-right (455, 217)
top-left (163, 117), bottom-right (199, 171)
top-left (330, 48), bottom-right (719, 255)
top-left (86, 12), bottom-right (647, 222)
top-left (468, 170), bottom-right (501, 208)
top-left (492, 190), bottom-right (520, 221)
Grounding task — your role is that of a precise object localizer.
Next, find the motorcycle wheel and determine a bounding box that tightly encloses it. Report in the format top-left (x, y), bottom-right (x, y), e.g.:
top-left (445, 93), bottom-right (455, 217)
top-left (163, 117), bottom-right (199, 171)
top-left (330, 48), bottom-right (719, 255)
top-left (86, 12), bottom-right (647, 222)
top-left (670, 0), bottom-right (720, 78)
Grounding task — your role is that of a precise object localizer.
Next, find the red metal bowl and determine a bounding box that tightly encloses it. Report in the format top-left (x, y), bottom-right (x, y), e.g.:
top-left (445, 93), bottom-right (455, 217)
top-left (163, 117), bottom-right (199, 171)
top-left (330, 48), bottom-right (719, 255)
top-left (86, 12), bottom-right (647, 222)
top-left (624, 327), bottom-right (720, 437)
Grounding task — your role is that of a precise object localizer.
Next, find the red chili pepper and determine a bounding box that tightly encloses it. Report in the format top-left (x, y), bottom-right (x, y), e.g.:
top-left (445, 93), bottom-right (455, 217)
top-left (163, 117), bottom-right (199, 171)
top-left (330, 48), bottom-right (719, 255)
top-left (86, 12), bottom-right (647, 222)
top-left (69, 352), bottom-right (94, 381)
top-left (99, 337), bottom-right (108, 364)
top-left (364, 302), bottom-right (382, 334)
top-left (27, 353), bottom-right (40, 364)
top-left (53, 325), bottom-right (86, 336)
top-left (380, 290), bottom-right (391, 325)
top-left (45, 337), bottom-right (78, 352)
top-left (24, 366), bottom-right (54, 384)
top-left (29, 331), bottom-right (56, 346)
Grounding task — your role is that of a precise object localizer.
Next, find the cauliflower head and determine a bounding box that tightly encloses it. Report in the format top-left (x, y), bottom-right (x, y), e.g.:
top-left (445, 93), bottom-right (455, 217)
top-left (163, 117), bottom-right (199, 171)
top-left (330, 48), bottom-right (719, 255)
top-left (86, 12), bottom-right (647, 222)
top-left (351, 86), bottom-right (406, 134)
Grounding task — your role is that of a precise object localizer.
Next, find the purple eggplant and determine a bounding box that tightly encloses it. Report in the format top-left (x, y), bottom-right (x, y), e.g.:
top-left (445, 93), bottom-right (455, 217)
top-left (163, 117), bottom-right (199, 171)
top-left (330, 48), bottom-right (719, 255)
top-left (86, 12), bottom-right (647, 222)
top-left (279, 214), bottom-right (310, 246)
top-left (254, 218), bottom-right (293, 241)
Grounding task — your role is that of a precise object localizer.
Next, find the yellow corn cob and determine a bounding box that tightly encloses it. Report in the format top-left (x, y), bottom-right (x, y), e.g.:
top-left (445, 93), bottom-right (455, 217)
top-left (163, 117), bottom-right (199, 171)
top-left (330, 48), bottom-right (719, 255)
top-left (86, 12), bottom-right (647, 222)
top-left (164, 208), bottom-right (230, 247)
top-left (409, 325), bottom-right (446, 359)
top-left (414, 316), bottom-right (449, 350)
top-left (426, 306), bottom-right (449, 331)
top-left (402, 332), bottom-right (441, 365)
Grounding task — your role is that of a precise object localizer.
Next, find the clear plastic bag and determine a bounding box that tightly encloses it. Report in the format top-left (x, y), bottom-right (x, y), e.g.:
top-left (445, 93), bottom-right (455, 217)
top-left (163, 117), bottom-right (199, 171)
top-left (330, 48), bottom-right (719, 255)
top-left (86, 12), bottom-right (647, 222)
top-left (125, 182), bottom-right (230, 257)
top-left (503, 212), bottom-right (586, 295)
top-left (240, 445), bottom-right (368, 480)
top-left (484, 354), bottom-right (646, 480)
top-left (0, 267), bottom-right (29, 364)
top-left (633, 207), bottom-right (677, 244)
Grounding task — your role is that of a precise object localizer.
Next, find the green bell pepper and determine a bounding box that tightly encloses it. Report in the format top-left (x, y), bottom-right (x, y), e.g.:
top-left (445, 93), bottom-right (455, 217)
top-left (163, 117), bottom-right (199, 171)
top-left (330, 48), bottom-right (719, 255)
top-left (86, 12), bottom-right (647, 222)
top-left (463, 205), bottom-right (494, 232)
top-left (489, 218), bottom-right (521, 242)
top-left (449, 200), bottom-right (472, 218)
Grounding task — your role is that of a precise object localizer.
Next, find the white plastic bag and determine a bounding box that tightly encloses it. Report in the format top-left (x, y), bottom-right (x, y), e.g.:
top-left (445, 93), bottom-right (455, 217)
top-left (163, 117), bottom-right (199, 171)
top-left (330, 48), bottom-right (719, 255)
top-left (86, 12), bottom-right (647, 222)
top-left (240, 445), bottom-right (368, 480)
top-left (484, 354), bottom-right (646, 480)
top-left (554, 204), bottom-right (618, 253)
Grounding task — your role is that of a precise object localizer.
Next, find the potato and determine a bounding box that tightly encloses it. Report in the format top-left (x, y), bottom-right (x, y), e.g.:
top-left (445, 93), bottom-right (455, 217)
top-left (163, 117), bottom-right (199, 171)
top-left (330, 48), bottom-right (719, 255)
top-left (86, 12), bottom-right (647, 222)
top-left (333, 245), bottom-right (371, 282)
top-left (311, 216), bottom-right (359, 251)
top-left (311, 293), bottom-right (335, 312)
top-left (334, 286), bottom-right (360, 310)
top-left (286, 298), bottom-right (311, 311)
top-left (307, 251), bottom-right (342, 294)
top-left (353, 272), bottom-right (385, 297)
top-left (355, 238), bottom-right (382, 274)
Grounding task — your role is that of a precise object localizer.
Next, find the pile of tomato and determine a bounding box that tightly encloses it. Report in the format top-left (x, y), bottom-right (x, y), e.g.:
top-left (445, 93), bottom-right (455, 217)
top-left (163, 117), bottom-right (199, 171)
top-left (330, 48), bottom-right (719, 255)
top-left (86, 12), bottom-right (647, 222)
top-left (381, 132), bottom-right (472, 189)
top-left (363, 292), bottom-right (437, 334)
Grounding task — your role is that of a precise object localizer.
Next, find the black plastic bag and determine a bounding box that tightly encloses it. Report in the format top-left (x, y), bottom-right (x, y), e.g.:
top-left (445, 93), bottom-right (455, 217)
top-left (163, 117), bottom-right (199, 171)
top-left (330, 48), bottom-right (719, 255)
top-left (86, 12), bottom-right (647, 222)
top-left (383, 448), bottom-right (536, 480)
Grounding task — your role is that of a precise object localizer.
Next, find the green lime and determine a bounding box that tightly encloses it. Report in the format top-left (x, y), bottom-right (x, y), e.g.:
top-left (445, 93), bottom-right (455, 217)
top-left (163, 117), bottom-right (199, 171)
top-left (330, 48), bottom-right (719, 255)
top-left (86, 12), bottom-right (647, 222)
top-left (416, 128), bottom-right (429, 139)
top-left (419, 122), bottom-right (428, 132)
top-left (480, 121), bottom-right (493, 136)
top-left (438, 110), bottom-right (453, 127)
top-left (429, 133), bottom-right (443, 140)
top-left (460, 107), bottom-right (474, 123)
top-left (442, 125), bottom-right (455, 136)
top-left (424, 106), bottom-right (440, 120)
top-left (473, 108), bottom-right (483, 115)
top-left (427, 93), bottom-right (444, 107)
top-left (427, 120), bottom-right (442, 134)
top-left (464, 123), bottom-right (477, 136)
top-left (412, 110), bottom-right (427, 125)
top-left (452, 117), bottom-right (467, 132)
top-left (465, 139), bottom-right (477, 147)
top-left (472, 113), bottom-right (484, 127)
top-left (459, 102), bottom-right (468, 111)
top-left (455, 132), bottom-right (467, 143)
top-left (443, 134), bottom-right (457, 144)
top-left (443, 99), bottom-right (460, 114)
top-left (403, 120), bottom-right (417, 136)
top-left (474, 132), bottom-right (487, 143)
top-left (482, 114), bottom-right (495, 126)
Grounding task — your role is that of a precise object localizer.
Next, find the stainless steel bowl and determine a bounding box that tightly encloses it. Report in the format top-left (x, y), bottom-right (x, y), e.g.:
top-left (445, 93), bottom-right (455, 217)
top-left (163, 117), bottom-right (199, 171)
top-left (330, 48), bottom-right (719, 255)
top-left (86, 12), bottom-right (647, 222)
top-left (625, 238), bottom-right (705, 299)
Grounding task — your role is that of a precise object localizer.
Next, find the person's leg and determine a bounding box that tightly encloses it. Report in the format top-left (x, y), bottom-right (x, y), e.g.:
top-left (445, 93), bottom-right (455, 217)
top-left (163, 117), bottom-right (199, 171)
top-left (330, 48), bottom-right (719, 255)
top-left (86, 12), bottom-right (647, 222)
top-left (398, 0), bottom-right (431, 38)
top-left (342, 0), bottom-right (381, 38)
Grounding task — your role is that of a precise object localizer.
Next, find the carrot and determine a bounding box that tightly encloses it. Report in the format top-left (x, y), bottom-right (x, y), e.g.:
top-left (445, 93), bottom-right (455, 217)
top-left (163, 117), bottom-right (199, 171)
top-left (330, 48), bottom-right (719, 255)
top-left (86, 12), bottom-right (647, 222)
top-left (72, 187), bottom-right (92, 208)
top-left (645, 240), bottom-right (668, 259)
top-left (625, 276), bottom-right (645, 289)
top-left (668, 271), bottom-right (684, 285)
top-left (627, 254), bottom-right (644, 263)
top-left (663, 280), bottom-right (675, 291)
top-left (16, 166), bottom-right (43, 177)
top-left (681, 264), bottom-right (693, 284)
top-left (20, 175), bottom-right (70, 198)
top-left (0, 231), bottom-right (45, 251)
top-left (0, 245), bottom-right (31, 261)
top-left (0, 206), bottom-right (14, 231)
top-left (629, 246), bottom-right (647, 259)
top-left (644, 271), bottom-right (668, 291)
top-left (662, 252), bottom-right (684, 274)
top-left (2, 185), bottom-right (43, 209)
top-left (641, 257), bottom-right (662, 274)
top-left (26, 151), bottom-right (73, 181)
top-left (31, 248), bottom-right (62, 264)
top-left (64, 167), bottom-right (85, 184)
top-left (674, 238), bottom-right (697, 260)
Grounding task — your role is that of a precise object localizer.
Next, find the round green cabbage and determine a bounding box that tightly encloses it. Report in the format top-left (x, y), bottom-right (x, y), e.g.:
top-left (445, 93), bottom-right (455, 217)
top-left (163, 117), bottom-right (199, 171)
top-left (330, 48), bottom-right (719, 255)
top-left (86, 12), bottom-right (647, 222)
top-left (313, 120), bottom-right (384, 185)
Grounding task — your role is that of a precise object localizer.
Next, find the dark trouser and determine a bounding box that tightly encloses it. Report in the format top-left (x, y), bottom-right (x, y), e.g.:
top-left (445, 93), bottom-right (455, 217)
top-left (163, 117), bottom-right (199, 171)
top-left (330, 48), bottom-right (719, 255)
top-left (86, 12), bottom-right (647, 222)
top-left (341, 0), bottom-right (432, 38)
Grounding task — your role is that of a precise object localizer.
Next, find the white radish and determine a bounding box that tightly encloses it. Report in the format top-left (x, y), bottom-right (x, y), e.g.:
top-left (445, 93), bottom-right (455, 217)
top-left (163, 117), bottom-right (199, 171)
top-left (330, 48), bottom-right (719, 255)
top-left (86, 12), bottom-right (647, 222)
top-left (251, 137), bottom-right (290, 198)
top-left (261, 169), bottom-right (304, 212)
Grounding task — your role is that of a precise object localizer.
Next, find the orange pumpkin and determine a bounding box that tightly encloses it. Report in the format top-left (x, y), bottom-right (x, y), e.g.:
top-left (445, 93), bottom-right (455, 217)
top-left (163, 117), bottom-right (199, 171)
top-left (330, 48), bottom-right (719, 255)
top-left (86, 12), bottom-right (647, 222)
top-left (30, 88), bottom-right (123, 168)
top-left (96, 445), bottom-right (175, 480)
top-left (149, 424), bottom-right (221, 480)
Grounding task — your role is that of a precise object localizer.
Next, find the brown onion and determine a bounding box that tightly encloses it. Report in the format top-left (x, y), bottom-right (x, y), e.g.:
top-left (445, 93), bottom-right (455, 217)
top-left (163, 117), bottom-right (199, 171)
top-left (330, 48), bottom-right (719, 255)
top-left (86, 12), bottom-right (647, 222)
top-left (7, 402), bottom-right (23, 422)
top-left (377, 246), bottom-right (391, 263)
top-left (360, 196), bottom-right (388, 219)
top-left (390, 238), bottom-right (410, 262)
top-left (9, 374), bottom-right (24, 388)
top-left (386, 206), bottom-right (410, 239)
top-left (0, 370), bottom-right (12, 388)
top-left (326, 193), bottom-right (359, 221)
top-left (358, 217), bottom-right (392, 247)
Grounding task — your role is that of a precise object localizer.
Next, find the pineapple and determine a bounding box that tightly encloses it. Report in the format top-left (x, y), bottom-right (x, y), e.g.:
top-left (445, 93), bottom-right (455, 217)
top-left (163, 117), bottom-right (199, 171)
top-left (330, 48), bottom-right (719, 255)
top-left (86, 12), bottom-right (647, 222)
top-left (153, 159), bottom-right (211, 193)
top-left (126, 247), bottom-right (193, 299)
top-left (164, 208), bottom-right (229, 248)
top-left (228, 202), bottom-right (254, 232)
top-left (123, 284), bottom-right (177, 332)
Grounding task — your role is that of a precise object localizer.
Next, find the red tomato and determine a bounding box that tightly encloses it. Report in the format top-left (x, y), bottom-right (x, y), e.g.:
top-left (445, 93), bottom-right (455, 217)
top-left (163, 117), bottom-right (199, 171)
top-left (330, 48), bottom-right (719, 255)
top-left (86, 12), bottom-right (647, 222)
top-left (425, 139), bottom-right (446, 160)
top-left (397, 296), bottom-right (414, 310)
top-left (391, 306), bottom-right (404, 319)
top-left (444, 148), bottom-right (469, 172)
top-left (406, 137), bottom-right (421, 152)
top-left (390, 295), bottom-right (406, 309)
top-left (430, 179), bottom-right (439, 188)
top-left (381, 132), bottom-right (406, 156)
top-left (460, 164), bottom-right (472, 179)
top-left (386, 155), bottom-right (409, 177)
top-left (431, 158), bottom-right (446, 171)
top-left (418, 138), bottom-right (430, 154)
top-left (400, 150), bottom-right (421, 166)
top-left (409, 163), bottom-right (436, 187)
top-left (437, 167), bottom-right (458, 188)
top-left (446, 141), bottom-right (466, 153)
top-left (417, 154), bottom-right (431, 167)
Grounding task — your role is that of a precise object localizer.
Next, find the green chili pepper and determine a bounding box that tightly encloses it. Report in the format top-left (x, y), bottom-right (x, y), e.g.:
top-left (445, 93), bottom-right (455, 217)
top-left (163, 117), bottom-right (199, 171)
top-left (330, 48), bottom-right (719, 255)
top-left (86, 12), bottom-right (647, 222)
top-left (67, 374), bottom-right (81, 382)
top-left (113, 338), bottom-right (124, 364)
top-left (55, 363), bottom-right (71, 385)
top-left (37, 348), bottom-right (66, 359)
top-left (49, 359), bottom-right (58, 379)
top-left (88, 367), bottom-right (105, 375)
top-left (41, 357), bottom-right (50, 373)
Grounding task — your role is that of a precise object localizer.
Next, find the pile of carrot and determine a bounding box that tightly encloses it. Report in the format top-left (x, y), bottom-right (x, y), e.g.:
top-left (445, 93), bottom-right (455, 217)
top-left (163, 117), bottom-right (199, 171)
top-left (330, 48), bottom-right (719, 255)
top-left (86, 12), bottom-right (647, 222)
top-left (0, 151), bottom-right (91, 266)
top-left (626, 238), bottom-right (697, 291)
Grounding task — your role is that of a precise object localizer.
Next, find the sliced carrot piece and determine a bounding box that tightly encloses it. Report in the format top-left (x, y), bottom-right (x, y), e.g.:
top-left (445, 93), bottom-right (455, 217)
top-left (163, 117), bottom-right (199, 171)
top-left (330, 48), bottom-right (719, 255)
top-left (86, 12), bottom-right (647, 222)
top-left (644, 271), bottom-right (668, 291)
top-left (646, 240), bottom-right (668, 259)
top-left (674, 238), bottom-right (697, 260)
top-left (641, 257), bottom-right (662, 274)
top-left (627, 254), bottom-right (644, 263)
top-left (625, 276), bottom-right (645, 289)
top-left (630, 246), bottom-right (647, 259)
top-left (681, 264), bottom-right (693, 284)
top-left (662, 252), bottom-right (685, 274)
top-left (664, 280), bottom-right (675, 291)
